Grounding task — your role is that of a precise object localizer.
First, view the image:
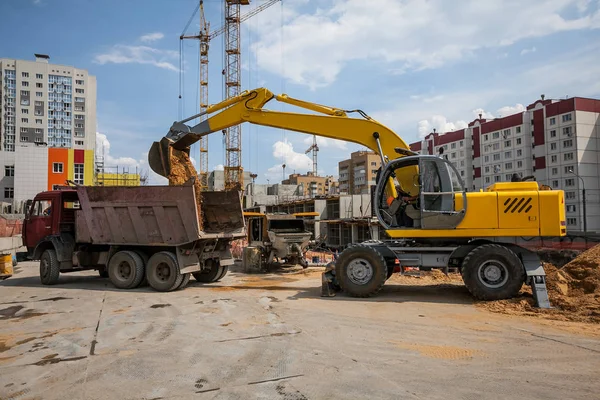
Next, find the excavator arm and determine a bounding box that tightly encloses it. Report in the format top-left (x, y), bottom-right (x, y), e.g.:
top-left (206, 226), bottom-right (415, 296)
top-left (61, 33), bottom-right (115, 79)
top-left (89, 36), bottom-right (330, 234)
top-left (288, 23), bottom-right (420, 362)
top-left (149, 87), bottom-right (418, 195)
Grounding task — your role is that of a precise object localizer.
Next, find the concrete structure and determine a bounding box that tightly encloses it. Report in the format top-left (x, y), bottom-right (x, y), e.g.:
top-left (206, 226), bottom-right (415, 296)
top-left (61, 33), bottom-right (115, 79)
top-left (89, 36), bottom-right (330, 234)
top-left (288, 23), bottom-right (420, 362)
top-left (338, 150), bottom-right (381, 194)
top-left (243, 183), bottom-right (304, 209)
top-left (246, 193), bottom-right (383, 248)
top-left (208, 170), bottom-right (254, 191)
top-left (282, 172), bottom-right (337, 197)
top-left (410, 96), bottom-right (600, 233)
top-left (0, 54), bottom-right (96, 209)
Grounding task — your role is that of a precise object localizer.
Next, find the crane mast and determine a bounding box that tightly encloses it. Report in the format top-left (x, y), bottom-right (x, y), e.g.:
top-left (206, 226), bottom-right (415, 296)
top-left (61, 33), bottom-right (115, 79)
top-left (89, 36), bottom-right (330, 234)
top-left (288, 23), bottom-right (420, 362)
top-left (305, 135), bottom-right (319, 176)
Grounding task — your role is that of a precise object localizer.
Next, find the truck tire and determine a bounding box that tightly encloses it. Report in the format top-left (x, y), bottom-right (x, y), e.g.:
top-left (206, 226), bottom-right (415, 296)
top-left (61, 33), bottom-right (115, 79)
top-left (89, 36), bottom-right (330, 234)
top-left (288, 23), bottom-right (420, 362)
top-left (193, 259), bottom-right (223, 283)
top-left (461, 244), bottom-right (525, 301)
top-left (216, 265), bottom-right (229, 281)
top-left (40, 249), bottom-right (60, 285)
top-left (108, 250), bottom-right (145, 289)
top-left (146, 251), bottom-right (183, 292)
top-left (135, 251), bottom-right (150, 287)
top-left (177, 273), bottom-right (191, 290)
top-left (335, 244), bottom-right (387, 298)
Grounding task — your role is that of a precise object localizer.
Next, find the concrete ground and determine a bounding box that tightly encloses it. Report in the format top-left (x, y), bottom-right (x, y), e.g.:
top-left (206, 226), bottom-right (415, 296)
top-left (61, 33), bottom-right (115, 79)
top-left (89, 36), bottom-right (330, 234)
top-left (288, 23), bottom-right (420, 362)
top-left (1, 262), bottom-right (599, 400)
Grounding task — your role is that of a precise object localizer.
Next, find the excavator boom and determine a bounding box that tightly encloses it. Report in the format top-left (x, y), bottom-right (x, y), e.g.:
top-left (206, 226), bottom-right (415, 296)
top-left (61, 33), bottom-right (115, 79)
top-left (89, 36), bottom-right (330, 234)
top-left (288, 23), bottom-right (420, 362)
top-left (149, 88), bottom-right (413, 179)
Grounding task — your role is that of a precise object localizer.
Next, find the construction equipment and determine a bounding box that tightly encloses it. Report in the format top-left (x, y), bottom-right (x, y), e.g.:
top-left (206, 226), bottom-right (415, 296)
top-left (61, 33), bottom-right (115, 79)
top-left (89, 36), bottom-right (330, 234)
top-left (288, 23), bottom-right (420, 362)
top-left (149, 87), bottom-right (567, 307)
top-left (22, 185), bottom-right (245, 291)
top-left (243, 211), bottom-right (315, 271)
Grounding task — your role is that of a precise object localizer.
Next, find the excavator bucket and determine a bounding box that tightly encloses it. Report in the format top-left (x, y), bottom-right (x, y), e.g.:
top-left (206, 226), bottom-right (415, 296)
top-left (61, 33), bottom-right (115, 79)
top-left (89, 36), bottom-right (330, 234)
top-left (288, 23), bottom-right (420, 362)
top-left (148, 137), bottom-right (173, 179)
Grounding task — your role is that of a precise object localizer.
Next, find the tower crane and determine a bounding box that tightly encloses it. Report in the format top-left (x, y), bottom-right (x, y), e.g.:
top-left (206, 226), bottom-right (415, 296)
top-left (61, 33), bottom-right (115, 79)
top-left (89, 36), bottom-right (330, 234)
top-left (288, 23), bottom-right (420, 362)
top-left (305, 135), bottom-right (319, 176)
top-left (180, 0), bottom-right (281, 191)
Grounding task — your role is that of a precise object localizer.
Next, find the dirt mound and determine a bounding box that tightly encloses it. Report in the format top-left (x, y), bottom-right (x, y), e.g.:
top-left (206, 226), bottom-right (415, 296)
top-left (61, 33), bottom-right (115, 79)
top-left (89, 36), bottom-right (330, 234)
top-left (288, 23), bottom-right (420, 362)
top-left (168, 148), bottom-right (203, 230)
top-left (389, 269), bottom-right (464, 286)
top-left (479, 245), bottom-right (600, 323)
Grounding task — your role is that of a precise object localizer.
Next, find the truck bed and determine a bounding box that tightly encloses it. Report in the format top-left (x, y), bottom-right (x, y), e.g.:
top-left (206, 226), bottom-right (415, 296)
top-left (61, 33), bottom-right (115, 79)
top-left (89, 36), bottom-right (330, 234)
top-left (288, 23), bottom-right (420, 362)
top-left (75, 186), bottom-right (245, 246)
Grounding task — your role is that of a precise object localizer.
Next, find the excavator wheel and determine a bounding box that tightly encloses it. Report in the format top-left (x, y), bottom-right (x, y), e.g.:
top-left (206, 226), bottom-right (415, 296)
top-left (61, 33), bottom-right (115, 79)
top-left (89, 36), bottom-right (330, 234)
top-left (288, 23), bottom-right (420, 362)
top-left (335, 244), bottom-right (387, 298)
top-left (461, 244), bottom-right (525, 301)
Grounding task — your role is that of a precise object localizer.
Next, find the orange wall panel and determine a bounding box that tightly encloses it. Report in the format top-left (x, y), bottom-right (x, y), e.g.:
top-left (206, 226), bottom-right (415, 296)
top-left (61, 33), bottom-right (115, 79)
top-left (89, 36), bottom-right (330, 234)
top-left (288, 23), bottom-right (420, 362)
top-left (47, 148), bottom-right (69, 190)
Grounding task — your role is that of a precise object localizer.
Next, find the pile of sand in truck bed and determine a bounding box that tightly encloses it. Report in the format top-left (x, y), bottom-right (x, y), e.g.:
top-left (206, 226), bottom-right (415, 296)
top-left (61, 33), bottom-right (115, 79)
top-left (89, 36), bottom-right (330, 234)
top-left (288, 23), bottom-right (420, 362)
top-left (479, 244), bottom-right (600, 324)
top-left (168, 148), bottom-right (203, 231)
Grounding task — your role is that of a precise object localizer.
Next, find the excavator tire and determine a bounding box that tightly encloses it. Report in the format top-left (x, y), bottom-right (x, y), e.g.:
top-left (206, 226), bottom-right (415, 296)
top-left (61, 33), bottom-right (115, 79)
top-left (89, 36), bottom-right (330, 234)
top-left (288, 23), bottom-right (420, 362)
top-left (461, 244), bottom-right (525, 301)
top-left (335, 244), bottom-right (387, 298)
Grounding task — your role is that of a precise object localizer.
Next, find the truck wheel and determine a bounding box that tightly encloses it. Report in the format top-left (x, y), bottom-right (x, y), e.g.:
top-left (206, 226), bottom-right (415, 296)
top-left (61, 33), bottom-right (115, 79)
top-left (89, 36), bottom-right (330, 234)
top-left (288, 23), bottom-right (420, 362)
top-left (193, 259), bottom-right (223, 283)
top-left (108, 250), bottom-right (145, 289)
top-left (177, 273), bottom-right (191, 290)
top-left (461, 244), bottom-right (525, 301)
top-left (40, 249), bottom-right (60, 285)
top-left (135, 251), bottom-right (150, 287)
top-left (146, 251), bottom-right (183, 292)
top-left (335, 244), bottom-right (387, 298)
top-left (216, 265), bottom-right (229, 281)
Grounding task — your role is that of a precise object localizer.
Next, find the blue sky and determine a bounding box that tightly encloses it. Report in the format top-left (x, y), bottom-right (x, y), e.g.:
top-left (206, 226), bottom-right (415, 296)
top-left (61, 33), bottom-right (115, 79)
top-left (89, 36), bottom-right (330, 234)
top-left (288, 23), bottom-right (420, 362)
top-left (1, 0), bottom-right (599, 184)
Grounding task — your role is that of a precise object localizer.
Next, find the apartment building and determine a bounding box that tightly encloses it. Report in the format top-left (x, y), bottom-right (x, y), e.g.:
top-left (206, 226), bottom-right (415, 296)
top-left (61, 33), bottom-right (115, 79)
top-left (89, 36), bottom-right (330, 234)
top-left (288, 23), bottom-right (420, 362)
top-left (0, 54), bottom-right (97, 209)
top-left (338, 150), bottom-right (381, 194)
top-left (410, 96), bottom-right (600, 233)
top-left (282, 172), bottom-right (337, 197)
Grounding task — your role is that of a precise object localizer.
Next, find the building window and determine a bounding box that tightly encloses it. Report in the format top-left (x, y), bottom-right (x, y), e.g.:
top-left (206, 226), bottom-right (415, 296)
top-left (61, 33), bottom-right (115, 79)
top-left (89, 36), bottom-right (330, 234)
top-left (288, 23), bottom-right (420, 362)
top-left (551, 155), bottom-right (557, 163)
top-left (563, 127), bottom-right (572, 136)
top-left (562, 113), bottom-right (572, 122)
top-left (566, 191), bottom-right (576, 200)
top-left (35, 128), bottom-right (42, 134)
top-left (494, 175), bottom-right (500, 182)
top-left (563, 166), bottom-right (573, 174)
top-left (460, 170), bottom-right (464, 177)
top-left (22, 72), bottom-right (29, 78)
top-left (20, 136), bottom-right (29, 142)
top-left (485, 166), bottom-right (490, 173)
top-left (516, 138), bottom-right (522, 145)
top-left (492, 132), bottom-right (499, 139)
top-left (36, 92), bottom-right (43, 97)
top-left (484, 134), bottom-right (489, 141)
top-left (459, 140), bottom-right (464, 147)
top-left (74, 163), bottom-right (84, 184)
top-left (550, 143), bottom-right (557, 150)
top-left (566, 204), bottom-right (577, 213)
top-left (20, 127), bottom-right (27, 133)
top-left (22, 81), bottom-right (29, 87)
top-left (35, 137), bottom-right (42, 143)
top-left (484, 155), bottom-right (489, 162)
top-left (566, 218), bottom-right (577, 226)
top-left (517, 160), bottom-right (523, 168)
top-left (4, 166), bottom-right (14, 177)
top-left (563, 139), bottom-right (573, 148)
top-left (493, 154), bottom-right (500, 161)
top-left (75, 140), bottom-right (84, 146)
top-left (565, 178), bottom-right (575, 186)
top-left (550, 130), bottom-right (556, 138)
top-left (505, 162), bottom-right (513, 170)
top-left (552, 167), bottom-right (558, 175)
top-left (4, 188), bottom-right (14, 199)
top-left (493, 143), bottom-right (500, 150)
top-left (516, 149), bottom-right (522, 157)
top-left (451, 152), bottom-right (456, 159)
top-left (22, 108), bottom-right (29, 114)
top-left (53, 162), bottom-right (63, 173)
top-left (485, 177), bottom-right (490, 183)
top-left (36, 119), bottom-right (42, 124)
top-left (36, 82), bottom-right (43, 88)
top-left (460, 160), bottom-right (464, 167)
top-left (75, 88), bottom-right (84, 94)
top-left (550, 117), bottom-right (556, 125)
top-left (504, 140), bottom-right (511, 147)
top-left (564, 153), bottom-right (574, 161)
top-left (21, 118), bottom-right (28, 123)
top-left (36, 73), bottom-right (43, 79)
top-left (552, 180), bottom-right (559, 187)
top-left (76, 79), bottom-right (84, 85)
top-left (516, 126), bottom-right (521, 133)
top-left (503, 129), bottom-right (510, 137)
top-left (504, 151), bottom-right (512, 158)
top-left (450, 143), bottom-right (456, 149)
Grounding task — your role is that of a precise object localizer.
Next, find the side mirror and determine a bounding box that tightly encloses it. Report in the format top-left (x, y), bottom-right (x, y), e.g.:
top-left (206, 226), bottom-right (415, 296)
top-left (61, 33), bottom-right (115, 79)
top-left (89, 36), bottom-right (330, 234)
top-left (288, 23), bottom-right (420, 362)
top-left (25, 199), bottom-right (33, 216)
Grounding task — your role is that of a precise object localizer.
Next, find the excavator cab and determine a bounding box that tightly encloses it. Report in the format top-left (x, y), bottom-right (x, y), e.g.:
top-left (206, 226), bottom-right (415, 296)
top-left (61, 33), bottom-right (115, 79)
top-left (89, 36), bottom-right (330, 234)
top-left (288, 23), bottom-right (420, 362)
top-left (376, 155), bottom-right (467, 231)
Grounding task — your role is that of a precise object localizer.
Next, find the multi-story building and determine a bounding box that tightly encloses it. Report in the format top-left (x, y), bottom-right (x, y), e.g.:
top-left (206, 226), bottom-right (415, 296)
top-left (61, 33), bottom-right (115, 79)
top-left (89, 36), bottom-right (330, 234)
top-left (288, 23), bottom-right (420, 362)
top-left (208, 170), bottom-right (255, 191)
top-left (410, 95), bottom-right (600, 233)
top-left (0, 54), bottom-right (96, 210)
top-left (338, 150), bottom-right (381, 194)
top-left (282, 172), bottom-right (336, 197)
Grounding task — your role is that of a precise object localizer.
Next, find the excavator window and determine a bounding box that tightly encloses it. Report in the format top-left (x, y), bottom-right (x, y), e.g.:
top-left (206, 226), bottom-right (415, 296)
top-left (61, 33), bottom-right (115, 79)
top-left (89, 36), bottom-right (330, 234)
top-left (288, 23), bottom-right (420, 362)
top-left (374, 155), bottom-right (466, 231)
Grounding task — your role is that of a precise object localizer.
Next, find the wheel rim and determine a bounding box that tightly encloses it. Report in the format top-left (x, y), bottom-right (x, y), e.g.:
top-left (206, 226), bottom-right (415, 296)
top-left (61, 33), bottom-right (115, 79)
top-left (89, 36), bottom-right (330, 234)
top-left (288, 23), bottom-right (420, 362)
top-left (41, 258), bottom-right (49, 278)
top-left (117, 261), bottom-right (132, 281)
top-left (346, 258), bottom-right (373, 285)
top-left (477, 260), bottom-right (509, 289)
top-left (155, 262), bottom-right (171, 282)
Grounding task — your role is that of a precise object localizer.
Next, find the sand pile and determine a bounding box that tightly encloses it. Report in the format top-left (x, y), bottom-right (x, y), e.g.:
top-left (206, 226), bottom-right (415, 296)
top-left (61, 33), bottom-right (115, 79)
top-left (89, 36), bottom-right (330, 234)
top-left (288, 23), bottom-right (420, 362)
top-left (479, 244), bottom-right (600, 323)
top-left (168, 148), bottom-right (203, 231)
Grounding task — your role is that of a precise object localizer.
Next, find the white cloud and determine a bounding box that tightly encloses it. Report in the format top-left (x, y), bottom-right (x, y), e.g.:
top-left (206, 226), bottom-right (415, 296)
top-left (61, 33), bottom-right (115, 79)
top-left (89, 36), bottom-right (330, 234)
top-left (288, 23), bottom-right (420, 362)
top-left (496, 104), bottom-right (526, 117)
top-left (302, 135), bottom-right (347, 150)
top-left (265, 140), bottom-right (312, 180)
top-left (417, 116), bottom-right (468, 139)
top-left (520, 46), bottom-right (537, 55)
top-left (94, 45), bottom-right (178, 72)
top-left (214, 164), bottom-right (224, 171)
top-left (249, 0), bottom-right (600, 88)
top-left (96, 132), bottom-right (166, 185)
top-left (472, 108), bottom-right (495, 120)
top-left (139, 32), bottom-right (164, 43)
top-left (32, 0), bottom-right (42, 5)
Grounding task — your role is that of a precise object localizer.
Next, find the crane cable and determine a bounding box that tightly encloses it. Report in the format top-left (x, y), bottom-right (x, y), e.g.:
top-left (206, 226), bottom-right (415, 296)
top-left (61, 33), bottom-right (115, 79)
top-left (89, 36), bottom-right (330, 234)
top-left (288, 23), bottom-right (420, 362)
top-left (179, 1), bottom-right (201, 120)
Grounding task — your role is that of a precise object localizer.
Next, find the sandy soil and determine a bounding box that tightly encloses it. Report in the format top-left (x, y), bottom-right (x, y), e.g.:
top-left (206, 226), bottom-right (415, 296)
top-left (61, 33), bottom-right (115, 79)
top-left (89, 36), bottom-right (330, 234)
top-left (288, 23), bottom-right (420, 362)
top-left (168, 148), bottom-right (203, 230)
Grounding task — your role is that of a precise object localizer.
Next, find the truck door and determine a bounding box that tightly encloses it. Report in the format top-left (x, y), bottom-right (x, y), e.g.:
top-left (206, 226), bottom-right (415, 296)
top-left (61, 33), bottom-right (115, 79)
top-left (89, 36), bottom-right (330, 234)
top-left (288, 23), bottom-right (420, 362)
top-left (23, 198), bottom-right (55, 249)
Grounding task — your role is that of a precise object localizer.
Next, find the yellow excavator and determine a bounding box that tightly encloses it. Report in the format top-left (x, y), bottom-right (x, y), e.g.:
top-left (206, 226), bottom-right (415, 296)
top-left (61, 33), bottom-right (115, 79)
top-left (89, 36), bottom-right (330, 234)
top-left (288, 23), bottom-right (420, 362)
top-left (149, 88), bottom-right (566, 308)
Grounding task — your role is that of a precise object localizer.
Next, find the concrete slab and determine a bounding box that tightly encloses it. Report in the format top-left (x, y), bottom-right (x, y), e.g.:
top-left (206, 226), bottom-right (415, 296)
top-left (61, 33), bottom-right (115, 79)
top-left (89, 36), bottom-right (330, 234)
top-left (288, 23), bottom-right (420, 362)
top-left (1, 262), bottom-right (599, 400)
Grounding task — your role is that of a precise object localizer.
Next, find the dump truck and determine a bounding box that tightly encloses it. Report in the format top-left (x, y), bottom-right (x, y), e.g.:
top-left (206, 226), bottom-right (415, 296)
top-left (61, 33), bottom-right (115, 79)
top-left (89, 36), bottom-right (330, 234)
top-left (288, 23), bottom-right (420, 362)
top-left (22, 185), bottom-right (245, 291)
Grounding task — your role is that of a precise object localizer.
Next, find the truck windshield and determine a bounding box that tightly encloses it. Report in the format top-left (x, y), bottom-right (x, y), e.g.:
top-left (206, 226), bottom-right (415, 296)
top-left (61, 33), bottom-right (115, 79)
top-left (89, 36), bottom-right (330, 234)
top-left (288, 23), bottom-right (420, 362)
top-left (268, 219), bottom-right (305, 233)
